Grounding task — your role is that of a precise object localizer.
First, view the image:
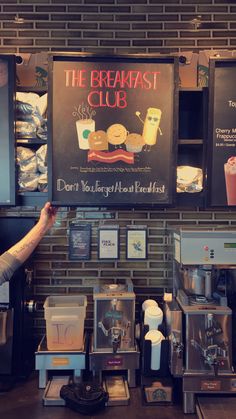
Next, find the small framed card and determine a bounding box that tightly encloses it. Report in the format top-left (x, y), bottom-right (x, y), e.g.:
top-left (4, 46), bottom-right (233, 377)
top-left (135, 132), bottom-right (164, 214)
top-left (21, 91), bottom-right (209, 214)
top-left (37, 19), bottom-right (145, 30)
top-left (98, 225), bottom-right (119, 260)
top-left (69, 223), bottom-right (91, 260)
top-left (126, 226), bottom-right (147, 260)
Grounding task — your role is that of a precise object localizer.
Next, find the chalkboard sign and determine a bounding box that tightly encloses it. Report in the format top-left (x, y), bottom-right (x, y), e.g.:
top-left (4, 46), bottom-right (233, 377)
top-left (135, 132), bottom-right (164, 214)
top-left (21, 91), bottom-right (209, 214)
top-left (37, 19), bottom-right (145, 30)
top-left (208, 58), bottom-right (236, 206)
top-left (48, 53), bottom-right (178, 206)
top-left (0, 55), bottom-right (15, 205)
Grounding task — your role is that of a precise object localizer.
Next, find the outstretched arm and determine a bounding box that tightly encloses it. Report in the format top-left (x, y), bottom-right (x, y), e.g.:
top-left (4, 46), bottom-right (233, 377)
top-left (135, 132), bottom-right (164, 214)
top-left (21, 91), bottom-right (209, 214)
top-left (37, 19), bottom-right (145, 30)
top-left (7, 202), bottom-right (57, 264)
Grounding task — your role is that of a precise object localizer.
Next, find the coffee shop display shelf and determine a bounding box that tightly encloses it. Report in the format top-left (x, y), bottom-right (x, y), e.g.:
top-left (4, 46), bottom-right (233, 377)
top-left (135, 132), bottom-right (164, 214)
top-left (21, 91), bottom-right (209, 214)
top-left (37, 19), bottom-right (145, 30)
top-left (16, 86), bottom-right (48, 207)
top-left (176, 87), bottom-right (208, 207)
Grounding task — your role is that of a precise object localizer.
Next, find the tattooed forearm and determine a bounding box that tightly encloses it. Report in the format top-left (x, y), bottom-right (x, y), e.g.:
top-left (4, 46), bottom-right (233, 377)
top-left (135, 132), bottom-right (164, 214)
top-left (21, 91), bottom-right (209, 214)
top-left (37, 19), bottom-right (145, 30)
top-left (11, 240), bottom-right (37, 256)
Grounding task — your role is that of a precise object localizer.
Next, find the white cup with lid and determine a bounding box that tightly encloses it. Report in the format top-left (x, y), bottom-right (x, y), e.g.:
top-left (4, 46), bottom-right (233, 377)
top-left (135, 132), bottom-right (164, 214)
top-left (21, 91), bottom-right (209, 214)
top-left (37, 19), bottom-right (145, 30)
top-left (142, 299), bottom-right (158, 312)
top-left (145, 329), bottom-right (164, 370)
top-left (144, 305), bottom-right (163, 331)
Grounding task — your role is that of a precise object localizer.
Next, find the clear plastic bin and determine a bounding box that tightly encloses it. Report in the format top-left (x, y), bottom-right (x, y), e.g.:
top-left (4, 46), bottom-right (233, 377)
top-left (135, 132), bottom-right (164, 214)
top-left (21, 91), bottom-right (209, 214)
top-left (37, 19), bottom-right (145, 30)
top-left (44, 295), bottom-right (87, 351)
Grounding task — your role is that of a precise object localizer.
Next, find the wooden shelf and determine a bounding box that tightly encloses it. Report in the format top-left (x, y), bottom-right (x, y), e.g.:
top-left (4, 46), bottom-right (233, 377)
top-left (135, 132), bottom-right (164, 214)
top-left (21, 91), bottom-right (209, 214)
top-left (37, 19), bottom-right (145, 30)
top-left (176, 191), bottom-right (205, 207)
top-left (178, 139), bottom-right (203, 145)
top-left (179, 87), bottom-right (203, 92)
top-left (16, 138), bottom-right (47, 145)
top-left (16, 86), bottom-right (47, 93)
top-left (17, 191), bottom-right (48, 206)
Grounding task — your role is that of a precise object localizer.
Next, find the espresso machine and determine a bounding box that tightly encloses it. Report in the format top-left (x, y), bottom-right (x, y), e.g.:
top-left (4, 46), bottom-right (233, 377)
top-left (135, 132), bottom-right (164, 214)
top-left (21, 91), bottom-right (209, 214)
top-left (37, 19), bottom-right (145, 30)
top-left (89, 279), bottom-right (140, 403)
top-left (165, 228), bottom-right (236, 413)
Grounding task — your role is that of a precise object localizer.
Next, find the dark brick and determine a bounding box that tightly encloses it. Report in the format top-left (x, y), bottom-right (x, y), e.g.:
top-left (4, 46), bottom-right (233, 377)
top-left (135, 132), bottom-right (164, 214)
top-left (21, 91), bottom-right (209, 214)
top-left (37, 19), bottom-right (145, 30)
top-left (83, 14), bottom-right (113, 21)
top-left (147, 31), bottom-right (178, 38)
top-left (116, 31), bottom-right (146, 39)
top-left (3, 22), bottom-right (34, 29)
top-left (85, 0), bottom-right (114, 3)
top-left (36, 22), bottom-right (66, 29)
top-left (149, 0), bottom-right (181, 3)
top-left (69, 22), bottom-right (98, 29)
top-left (0, 30), bottom-right (17, 37)
top-left (213, 30), bottom-right (236, 37)
top-left (132, 23), bottom-right (162, 30)
top-left (215, 14), bottom-right (236, 21)
top-left (100, 6), bottom-right (131, 13)
top-left (100, 23), bottom-right (130, 30)
top-left (100, 39), bottom-right (131, 46)
top-left (180, 30), bottom-right (211, 38)
top-left (36, 6), bottom-right (66, 13)
top-left (116, 14), bottom-right (146, 22)
top-left (68, 6), bottom-right (99, 13)
top-left (197, 39), bottom-right (228, 46)
top-left (84, 31), bottom-right (113, 38)
top-left (51, 30), bottom-right (82, 38)
top-left (116, 47), bottom-right (147, 54)
top-left (165, 6), bottom-right (196, 12)
top-left (149, 14), bottom-right (179, 21)
top-left (68, 39), bottom-right (98, 46)
top-left (131, 6), bottom-right (163, 13)
top-left (3, 6), bottom-right (33, 12)
top-left (198, 6), bottom-right (228, 13)
top-left (19, 30), bottom-right (49, 37)
top-left (181, 14), bottom-right (211, 21)
top-left (4, 38), bottom-right (33, 46)
top-left (165, 39), bottom-right (196, 46)
top-left (183, 0), bottom-right (215, 3)
top-left (133, 39), bottom-right (163, 46)
top-left (51, 14), bottom-right (81, 21)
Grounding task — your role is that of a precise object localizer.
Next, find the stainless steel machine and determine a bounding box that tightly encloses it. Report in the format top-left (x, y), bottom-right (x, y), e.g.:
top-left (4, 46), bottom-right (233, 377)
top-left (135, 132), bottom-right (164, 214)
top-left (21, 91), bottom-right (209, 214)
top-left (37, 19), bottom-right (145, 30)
top-left (89, 279), bottom-right (139, 393)
top-left (93, 280), bottom-right (136, 353)
top-left (165, 228), bottom-right (236, 414)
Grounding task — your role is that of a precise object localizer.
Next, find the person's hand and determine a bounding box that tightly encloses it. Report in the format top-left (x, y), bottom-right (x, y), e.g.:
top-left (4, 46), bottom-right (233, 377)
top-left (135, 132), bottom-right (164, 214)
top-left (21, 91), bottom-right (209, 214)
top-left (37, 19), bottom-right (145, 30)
top-left (38, 202), bottom-right (58, 232)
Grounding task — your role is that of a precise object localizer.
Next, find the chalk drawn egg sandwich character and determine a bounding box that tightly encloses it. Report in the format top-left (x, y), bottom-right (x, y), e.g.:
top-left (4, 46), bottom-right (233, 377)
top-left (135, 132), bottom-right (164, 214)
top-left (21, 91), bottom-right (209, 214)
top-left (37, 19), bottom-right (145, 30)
top-left (107, 123), bottom-right (128, 149)
top-left (136, 107), bottom-right (162, 151)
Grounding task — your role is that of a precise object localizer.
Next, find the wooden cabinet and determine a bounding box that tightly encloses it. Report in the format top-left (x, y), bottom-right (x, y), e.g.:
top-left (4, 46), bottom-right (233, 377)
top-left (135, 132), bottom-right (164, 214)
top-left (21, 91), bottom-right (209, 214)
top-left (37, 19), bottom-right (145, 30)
top-left (176, 87), bottom-right (207, 207)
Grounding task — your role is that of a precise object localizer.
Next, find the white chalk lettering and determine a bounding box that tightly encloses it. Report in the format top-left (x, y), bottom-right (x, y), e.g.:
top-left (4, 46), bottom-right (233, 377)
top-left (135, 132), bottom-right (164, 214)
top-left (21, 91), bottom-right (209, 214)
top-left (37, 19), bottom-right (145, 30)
top-left (57, 179), bottom-right (79, 191)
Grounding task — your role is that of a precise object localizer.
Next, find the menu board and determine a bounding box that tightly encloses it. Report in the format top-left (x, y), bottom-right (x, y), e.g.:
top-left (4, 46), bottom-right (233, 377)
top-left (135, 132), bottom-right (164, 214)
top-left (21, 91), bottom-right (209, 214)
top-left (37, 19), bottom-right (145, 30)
top-left (48, 53), bottom-right (178, 206)
top-left (208, 58), bottom-right (236, 206)
top-left (0, 55), bottom-right (15, 205)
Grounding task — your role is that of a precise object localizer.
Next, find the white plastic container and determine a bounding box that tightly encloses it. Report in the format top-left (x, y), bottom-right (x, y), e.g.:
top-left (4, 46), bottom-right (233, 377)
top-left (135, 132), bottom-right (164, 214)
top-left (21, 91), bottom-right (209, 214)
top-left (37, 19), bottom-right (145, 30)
top-left (144, 305), bottom-right (163, 330)
top-left (145, 329), bottom-right (164, 370)
top-left (142, 299), bottom-right (158, 312)
top-left (44, 295), bottom-right (87, 350)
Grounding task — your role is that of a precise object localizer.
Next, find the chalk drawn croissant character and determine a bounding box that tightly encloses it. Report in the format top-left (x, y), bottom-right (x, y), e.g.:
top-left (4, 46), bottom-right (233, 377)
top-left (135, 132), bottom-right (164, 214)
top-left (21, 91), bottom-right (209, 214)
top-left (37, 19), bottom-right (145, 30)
top-left (136, 107), bottom-right (162, 151)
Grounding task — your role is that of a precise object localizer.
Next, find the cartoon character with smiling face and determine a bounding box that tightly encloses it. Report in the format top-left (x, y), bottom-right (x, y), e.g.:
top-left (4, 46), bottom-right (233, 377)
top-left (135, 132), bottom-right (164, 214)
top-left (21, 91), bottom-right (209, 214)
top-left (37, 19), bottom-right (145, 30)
top-left (107, 123), bottom-right (128, 148)
top-left (136, 107), bottom-right (162, 151)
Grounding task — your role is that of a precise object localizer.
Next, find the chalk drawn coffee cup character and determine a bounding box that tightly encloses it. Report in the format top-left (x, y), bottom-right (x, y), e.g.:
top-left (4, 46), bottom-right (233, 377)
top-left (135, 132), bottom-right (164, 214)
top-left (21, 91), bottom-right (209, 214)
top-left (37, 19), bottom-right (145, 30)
top-left (73, 103), bottom-right (96, 150)
top-left (107, 123), bottom-right (128, 149)
top-left (136, 107), bottom-right (162, 151)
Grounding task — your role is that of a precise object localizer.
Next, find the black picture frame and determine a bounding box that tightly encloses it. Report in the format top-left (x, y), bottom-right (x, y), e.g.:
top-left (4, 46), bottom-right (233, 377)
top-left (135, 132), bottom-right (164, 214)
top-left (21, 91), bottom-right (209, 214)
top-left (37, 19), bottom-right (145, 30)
top-left (126, 226), bottom-right (147, 260)
top-left (48, 52), bottom-right (178, 207)
top-left (0, 55), bottom-right (16, 206)
top-left (98, 225), bottom-right (119, 260)
top-left (69, 223), bottom-right (91, 260)
top-left (207, 57), bottom-right (236, 207)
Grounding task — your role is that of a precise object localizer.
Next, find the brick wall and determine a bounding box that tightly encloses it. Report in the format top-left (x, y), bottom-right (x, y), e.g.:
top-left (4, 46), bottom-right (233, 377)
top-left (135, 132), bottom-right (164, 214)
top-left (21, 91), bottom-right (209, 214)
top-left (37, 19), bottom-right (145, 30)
top-left (0, 0), bottom-right (236, 339)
